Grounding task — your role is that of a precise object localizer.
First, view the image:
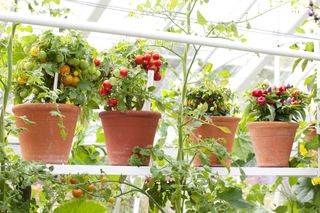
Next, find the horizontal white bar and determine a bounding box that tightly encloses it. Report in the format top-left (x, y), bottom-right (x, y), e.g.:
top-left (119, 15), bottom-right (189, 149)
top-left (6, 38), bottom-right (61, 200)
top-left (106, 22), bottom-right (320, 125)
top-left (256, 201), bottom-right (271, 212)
top-left (49, 165), bottom-right (318, 177)
top-left (1, 11), bottom-right (320, 60)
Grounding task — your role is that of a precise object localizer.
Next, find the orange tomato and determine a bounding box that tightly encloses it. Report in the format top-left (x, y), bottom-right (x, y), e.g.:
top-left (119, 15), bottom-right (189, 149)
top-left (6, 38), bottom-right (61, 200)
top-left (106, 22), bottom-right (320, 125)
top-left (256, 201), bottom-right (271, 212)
top-left (72, 188), bottom-right (83, 198)
top-left (72, 76), bottom-right (80, 86)
top-left (63, 75), bottom-right (73, 86)
top-left (59, 65), bottom-right (71, 75)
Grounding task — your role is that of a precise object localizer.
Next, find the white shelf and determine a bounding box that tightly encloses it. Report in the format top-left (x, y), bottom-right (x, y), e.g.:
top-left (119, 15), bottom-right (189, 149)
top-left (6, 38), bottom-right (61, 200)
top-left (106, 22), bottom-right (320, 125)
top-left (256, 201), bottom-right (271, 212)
top-left (49, 165), bottom-right (318, 177)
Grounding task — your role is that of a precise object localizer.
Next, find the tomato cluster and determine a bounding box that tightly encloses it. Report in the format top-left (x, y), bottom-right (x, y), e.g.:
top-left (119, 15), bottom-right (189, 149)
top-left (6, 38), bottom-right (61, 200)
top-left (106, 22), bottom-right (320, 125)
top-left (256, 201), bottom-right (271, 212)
top-left (134, 52), bottom-right (163, 81)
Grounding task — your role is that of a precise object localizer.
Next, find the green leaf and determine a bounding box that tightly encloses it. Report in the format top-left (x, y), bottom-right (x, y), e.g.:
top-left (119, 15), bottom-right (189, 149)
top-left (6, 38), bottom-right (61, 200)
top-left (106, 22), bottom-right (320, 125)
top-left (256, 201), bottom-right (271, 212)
top-left (169, 0), bottom-right (178, 9)
top-left (292, 58), bottom-right (302, 72)
top-left (296, 26), bottom-right (305, 34)
top-left (233, 134), bottom-right (253, 161)
top-left (96, 127), bottom-right (105, 143)
top-left (197, 11), bottom-right (207, 26)
top-left (293, 178), bottom-right (314, 203)
top-left (289, 177), bottom-right (298, 187)
top-left (215, 69), bottom-right (231, 78)
top-left (202, 63), bottom-right (213, 74)
top-left (219, 80), bottom-right (229, 86)
top-left (54, 199), bottom-right (107, 213)
top-left (266, 104), bottom-right (275, 121)
top-left (217, 126), bottom-right (231, 134)
top-left (301, 59), bottom-right (308, 72)
top-left (217, 188), bottom-right (252, 209)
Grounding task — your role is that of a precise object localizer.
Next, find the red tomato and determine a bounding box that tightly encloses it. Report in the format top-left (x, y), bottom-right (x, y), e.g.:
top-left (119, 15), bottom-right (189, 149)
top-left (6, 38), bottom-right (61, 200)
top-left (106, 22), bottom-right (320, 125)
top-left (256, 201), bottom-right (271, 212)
top-left (143, 54), bottom-right (151, 62)
top-left (99, 87), bottom-right (109, 96)
top-left (147, 60), bottom-right (155, 67)
top-left (154, 72), bottom-right (162, 81)
top-left (70, 178), bottom-right (77, 184)
top-left (107, 98), bottom-right (118, 107)
top-left (154, 60), bottom-right (162, 67)
top-left (72, 188), bottom-right (83, 198)
top-left (94, 58), bottom-right (101, 67)
top-left (120, 69), bottom-right (128, 77)
top-left (103, 80), bottom-right (112, 91)
top-left (152, 53), bottom-right (160, 60)
top-left (134, 55), bottom-right (144, 64)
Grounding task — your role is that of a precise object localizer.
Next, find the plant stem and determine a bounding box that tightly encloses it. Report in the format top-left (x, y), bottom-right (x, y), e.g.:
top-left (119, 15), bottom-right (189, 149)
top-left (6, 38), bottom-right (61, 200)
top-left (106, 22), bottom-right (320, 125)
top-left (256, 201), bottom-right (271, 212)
top-left (0, 14), bottom-right (17, 205)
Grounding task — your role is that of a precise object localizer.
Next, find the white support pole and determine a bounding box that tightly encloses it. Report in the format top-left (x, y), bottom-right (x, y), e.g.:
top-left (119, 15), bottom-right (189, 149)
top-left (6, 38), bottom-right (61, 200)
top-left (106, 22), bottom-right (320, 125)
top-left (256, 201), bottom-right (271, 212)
top-left (0, 11), bottom-right (320, 60)
top-left (274, 55), bottom-right (280, 85)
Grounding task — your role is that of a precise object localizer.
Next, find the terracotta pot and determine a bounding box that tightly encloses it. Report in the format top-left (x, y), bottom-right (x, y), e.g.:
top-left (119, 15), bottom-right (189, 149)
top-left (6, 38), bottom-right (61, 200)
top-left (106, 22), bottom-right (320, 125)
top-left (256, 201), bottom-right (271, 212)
top-left (247, 122), bottom-right (299, 167)
top-left (12, 103), bottom-right (80, 164)
top-left (99, 111), bottom-right (161, 165)
top-left (192, 116), bottom-right (240, 166)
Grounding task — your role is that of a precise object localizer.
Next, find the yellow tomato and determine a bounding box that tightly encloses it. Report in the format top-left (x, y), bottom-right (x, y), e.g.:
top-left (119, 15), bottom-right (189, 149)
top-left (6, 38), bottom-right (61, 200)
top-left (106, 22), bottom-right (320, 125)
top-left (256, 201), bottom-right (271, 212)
top-left (17, 76), bottom-right (27, 85)
top-left (108, 197), bottom-right (116, 204)
top-left (30, 46), bottom-right (39, 57)
top-left (73, 70), bottom-right (79, 77)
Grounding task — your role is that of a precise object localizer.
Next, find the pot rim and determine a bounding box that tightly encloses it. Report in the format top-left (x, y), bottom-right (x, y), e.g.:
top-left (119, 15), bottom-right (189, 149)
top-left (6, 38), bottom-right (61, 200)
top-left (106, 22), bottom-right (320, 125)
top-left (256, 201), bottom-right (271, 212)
top-left (12, 103), bottom-right (80, 113)
top-left (99, 110), bottom-right (161, 119)
top-left (247, 121), bottom-right (299, 128)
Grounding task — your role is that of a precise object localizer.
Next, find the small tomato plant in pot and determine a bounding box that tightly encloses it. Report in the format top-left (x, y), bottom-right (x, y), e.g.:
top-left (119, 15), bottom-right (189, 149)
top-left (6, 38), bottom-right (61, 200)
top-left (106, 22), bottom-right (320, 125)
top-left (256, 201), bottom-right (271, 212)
top-left (245, 82), bottom-right (309, 167)
top-left (11, 30), bottom-right (100, 164)
top-left (97, 40), bottom-right (166, 165)
top-left (186, 77), bottom-right (240, 167)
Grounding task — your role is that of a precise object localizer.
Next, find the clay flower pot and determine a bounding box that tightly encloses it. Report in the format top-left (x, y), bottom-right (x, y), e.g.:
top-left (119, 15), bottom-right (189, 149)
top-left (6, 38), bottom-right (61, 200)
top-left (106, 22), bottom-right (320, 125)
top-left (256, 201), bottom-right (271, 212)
top-left (99, 110), bottom-right (161, 165)
top-left (12, 103), bottom-right (80, 164)
top-left (247, 122), bottom-right (299, 167)
top-left (192, 116), bottom-right (240, 166)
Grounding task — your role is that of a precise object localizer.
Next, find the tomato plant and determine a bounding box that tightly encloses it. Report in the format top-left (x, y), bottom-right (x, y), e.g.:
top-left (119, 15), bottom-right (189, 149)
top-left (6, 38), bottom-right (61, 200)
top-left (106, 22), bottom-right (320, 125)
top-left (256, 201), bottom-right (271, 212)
top-left (97, 40), bottom-right (167, 111)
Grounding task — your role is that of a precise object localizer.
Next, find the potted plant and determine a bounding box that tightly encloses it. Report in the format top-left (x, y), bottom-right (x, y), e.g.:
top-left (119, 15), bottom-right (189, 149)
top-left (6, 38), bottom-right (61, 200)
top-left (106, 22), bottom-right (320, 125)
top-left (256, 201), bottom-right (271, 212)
top-left (12, 30), bottom-right (100, 164)
top-left (97, 40), bottom-right (166, 165)
top-left (186, 82), bottom-right (240, 166)
top-left (245, 82), bottom-right (309, 167)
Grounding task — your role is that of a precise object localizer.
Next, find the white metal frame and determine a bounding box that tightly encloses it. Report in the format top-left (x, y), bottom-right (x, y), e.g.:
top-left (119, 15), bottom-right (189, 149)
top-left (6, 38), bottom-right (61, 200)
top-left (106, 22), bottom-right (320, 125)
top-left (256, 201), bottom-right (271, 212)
top-left (1, 11), bottom-right (319, 177)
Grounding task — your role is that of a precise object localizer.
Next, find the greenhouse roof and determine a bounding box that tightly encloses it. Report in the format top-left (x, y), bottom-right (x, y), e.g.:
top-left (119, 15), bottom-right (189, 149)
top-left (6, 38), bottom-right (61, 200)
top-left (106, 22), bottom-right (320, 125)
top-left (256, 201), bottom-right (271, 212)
top-left (1, 0), bottom-right (319, 92)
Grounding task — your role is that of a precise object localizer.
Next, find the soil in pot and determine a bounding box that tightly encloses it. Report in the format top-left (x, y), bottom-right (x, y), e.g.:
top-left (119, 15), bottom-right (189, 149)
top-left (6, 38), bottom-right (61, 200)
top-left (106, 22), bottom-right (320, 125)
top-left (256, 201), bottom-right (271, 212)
top-left (99, 111), bottom-right (161, 165)
top-left (192, 116), bottom-right (240, 166)
top-left (12, 103), bottom-right (80, 164)
top-left (247, 122), bottom-right (299, 167)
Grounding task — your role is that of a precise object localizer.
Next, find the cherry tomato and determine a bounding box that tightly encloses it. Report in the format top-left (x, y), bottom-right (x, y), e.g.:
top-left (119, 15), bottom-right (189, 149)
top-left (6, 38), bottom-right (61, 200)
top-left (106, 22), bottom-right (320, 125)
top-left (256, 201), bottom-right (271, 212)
top-left (79, 60), bottom-right (89, 70)
top-left (154, 60), bottom-right (162, 67)
top-left (72, 188), bottom-right (83, 198)
top-left (134, 55), bottom-right (144, 64)
top-left (143, 54), bottom-right (151, 62)
top-left (70, 178), bottom-right (77, 184)
top-left (38, 50), bottom-right (47, 60)
top-left (73, 70), bottom-right (79, 77)
top-left (101, 176), bottom-right (107, 184)
top-left (94, 58), bottom-right (101, 67)
top-left (147, 65), bottom-right (159, 72)
top-left (120, 69), bottom-right (128, 77)
top-left (154, 72), bottom-right (162, 81)
top-left (86, 184), bottom-right (94, 191)
top-left (108, 197), bottom-right (116, 204)
top-left (99, 87), bottom-right (109, 96)
top-left (30, 46), bottom-right (39, 57)
top-left (24, 62), bottom-right (34, 70)
top-left (72, 76), bottom-right (80, 86)
top-left (152, 53), bottom-right (160, 60)
top-left (59, 65), bottom-right (71, 75)
top-left (103, 80), bottom-right (112, 91)
top-left (147, 60), bottom-right (155, 67)
top-left (17, 76), bottom-right (27, 85)
top-left (63, 75), bottom-right (73, 86)
top-left (107, 98), bottom-right (118, 107)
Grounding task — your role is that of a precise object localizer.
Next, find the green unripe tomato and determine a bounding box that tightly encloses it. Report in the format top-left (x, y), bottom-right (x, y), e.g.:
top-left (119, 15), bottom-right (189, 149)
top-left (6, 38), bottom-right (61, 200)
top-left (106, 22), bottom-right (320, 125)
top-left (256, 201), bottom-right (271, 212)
top-left (94, 70), bottom-right (101, 78)
top-left (56, 53), bottom-right (64, 63)
top-left (67, 58), bottom-right (74, 66)
top-left (79, 59), bottom-right (89, 70)
top-left (24, 62), bottom-right (34, 70)
top-left (38, 51), bottom-right (47, 60)
top-left (109, 77), bottom-right (117, 85)
top-left (32, 88), bottom-right (39, 95)
top-left (19, 90), bottom-right (29, 98)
